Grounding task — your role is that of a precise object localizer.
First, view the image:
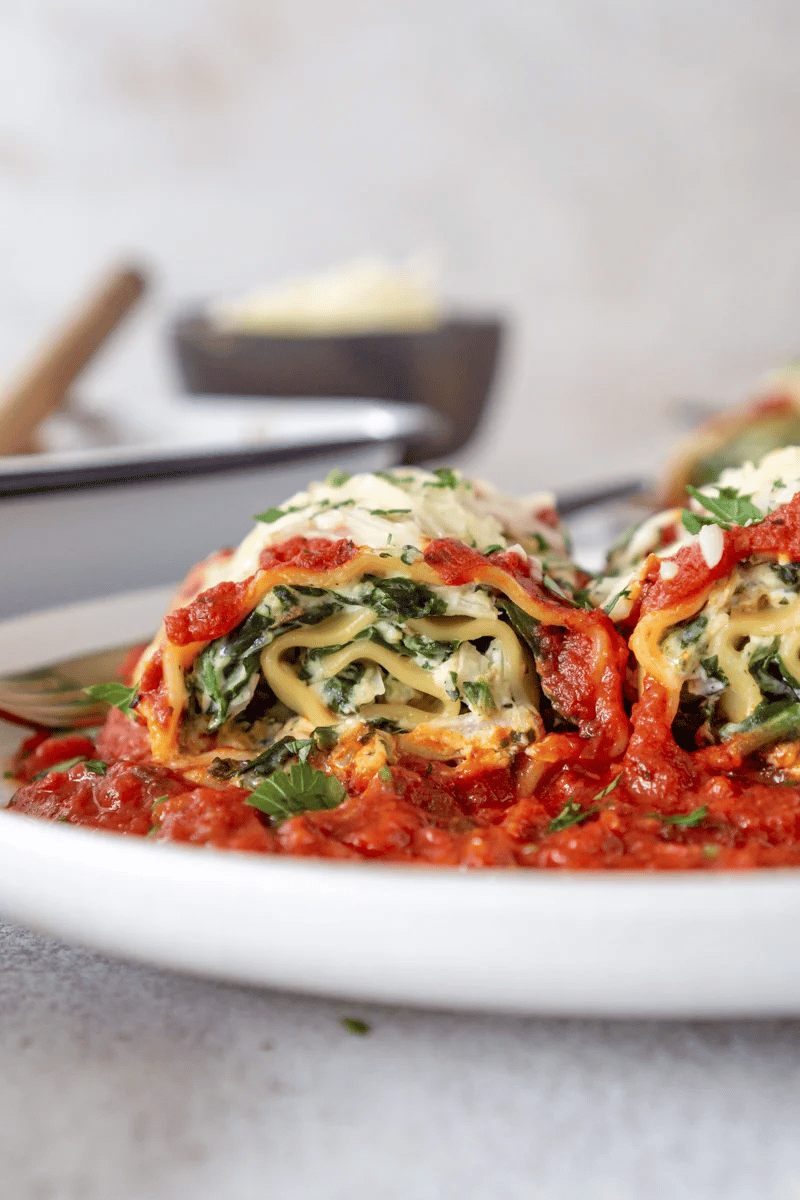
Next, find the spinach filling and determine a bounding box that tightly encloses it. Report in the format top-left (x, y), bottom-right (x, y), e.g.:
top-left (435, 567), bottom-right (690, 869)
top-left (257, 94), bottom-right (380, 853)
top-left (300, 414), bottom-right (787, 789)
top-left (187, 576), bottom-right (481, 735)
top-left (719, 638), bottom-right (800, 749)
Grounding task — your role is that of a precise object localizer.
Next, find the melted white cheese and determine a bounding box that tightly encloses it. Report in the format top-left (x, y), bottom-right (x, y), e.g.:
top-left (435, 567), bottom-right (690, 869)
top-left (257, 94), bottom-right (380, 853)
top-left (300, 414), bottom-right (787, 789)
top-left (202, 468), bottom-right (575, 588)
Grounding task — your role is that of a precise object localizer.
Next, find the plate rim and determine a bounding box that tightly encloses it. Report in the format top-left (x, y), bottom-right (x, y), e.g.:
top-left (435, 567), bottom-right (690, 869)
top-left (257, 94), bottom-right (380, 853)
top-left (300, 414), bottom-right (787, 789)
top-left (4, 586), bottom-right (800, 1017)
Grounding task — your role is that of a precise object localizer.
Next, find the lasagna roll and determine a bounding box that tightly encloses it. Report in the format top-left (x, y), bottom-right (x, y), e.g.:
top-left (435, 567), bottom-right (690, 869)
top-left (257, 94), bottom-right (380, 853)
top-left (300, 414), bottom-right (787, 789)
top-left (592, 446), bottom-right (800, 754)
top-left (661, 365), bottom-right (800, 506)
top-left (133, 468), bottom-right (628, 786)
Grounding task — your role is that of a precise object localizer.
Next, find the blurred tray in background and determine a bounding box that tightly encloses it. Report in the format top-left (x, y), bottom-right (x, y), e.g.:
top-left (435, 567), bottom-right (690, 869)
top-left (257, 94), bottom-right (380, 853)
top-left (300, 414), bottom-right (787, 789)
top-left (0, 397), bottom-right (441, 618)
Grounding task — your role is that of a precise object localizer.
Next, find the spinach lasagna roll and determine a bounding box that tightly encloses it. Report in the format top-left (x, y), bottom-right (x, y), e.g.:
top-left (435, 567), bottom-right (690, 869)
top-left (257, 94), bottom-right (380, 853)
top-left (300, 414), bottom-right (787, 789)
top-left (133, 468), bottom-right (628, 787)
top-left (591, 446), bottom-right (800, 756)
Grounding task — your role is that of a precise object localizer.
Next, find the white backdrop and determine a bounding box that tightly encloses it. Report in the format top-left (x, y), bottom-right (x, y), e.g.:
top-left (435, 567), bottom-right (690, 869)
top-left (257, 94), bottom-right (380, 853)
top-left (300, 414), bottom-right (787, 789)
top-left (1, 0), bottom-right (799, 491)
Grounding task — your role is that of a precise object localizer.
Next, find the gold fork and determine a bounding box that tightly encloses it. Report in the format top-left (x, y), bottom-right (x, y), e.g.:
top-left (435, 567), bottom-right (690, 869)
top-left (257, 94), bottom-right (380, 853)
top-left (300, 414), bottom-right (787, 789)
top-left (0, 643), bottom-right (141, 728)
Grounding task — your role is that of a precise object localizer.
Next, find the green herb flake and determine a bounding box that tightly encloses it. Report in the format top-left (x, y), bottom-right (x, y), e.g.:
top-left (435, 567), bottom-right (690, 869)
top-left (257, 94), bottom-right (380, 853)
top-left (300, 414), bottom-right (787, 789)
top-left (375, 472), bottom-right (415, 484)
top-left (681, 510), bottom-right (711, 535)
top-left (369, 508), bottom-right (413, 518)
top-left (400, 545), bottom-right (422, 565)
top-left (685, 485), bottom-right (764, 530)
top-left (378, 765), bottom-right (392, 783)
top-left (325, 469), bottom-right (351, 487)
top-left (253, 503), bottom-right (307, 524)
top-left (425, 467), bottom-right (459, 489)
top-left (569, 586), bottom-right (595, 612)
top-left (341, 1016), bottom-right (371, 1036)
top-left (245, 763), bottom-right (346, 825)
top-left (603, 586), bottom-right (631, 615)
top-left (484, 544), bottom-right (503, 555)
top-left (546, 801), bottom-right (600, 835)
top-left (703, 844), bottom-right (721, 859)
top-left (83, 681), bottom-right (139, 716)
top-left (656, 805), bottom-right (708, 827)
top-left (593, 773), bottom-right (622, 801)
top-left (253, 507), bottom-right (285, 524)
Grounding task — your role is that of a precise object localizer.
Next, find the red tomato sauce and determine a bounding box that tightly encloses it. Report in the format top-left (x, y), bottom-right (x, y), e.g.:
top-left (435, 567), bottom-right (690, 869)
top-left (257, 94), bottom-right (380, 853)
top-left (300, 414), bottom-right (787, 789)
top-left (9, 700), bottom-right (800, 869)
top-left (8, 528), bottom-right (800, 870)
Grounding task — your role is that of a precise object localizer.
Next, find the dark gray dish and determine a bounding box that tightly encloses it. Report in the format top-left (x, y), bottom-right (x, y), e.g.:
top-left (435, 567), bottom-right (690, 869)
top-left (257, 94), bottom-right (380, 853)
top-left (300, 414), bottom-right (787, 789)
top-left (171, 313), bottom-right (505, 463)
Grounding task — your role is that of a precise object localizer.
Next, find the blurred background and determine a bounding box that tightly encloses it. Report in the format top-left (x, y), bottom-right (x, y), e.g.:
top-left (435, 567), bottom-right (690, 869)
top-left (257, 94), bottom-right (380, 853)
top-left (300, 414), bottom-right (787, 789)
top-left (2, 0), bottom-right (800, 493)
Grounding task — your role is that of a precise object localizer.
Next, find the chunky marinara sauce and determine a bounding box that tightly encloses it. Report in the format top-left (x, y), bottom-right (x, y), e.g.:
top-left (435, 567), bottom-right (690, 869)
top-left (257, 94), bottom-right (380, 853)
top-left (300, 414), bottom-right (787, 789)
top-left (9, 527), bottom-right (800, 870)
top-left (9, 699), bottom-right (800, 869)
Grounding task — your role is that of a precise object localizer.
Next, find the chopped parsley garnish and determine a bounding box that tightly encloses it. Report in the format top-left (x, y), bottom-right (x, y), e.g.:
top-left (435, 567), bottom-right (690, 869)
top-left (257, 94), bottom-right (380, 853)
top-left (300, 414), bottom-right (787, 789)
top-left (400, 545), bottom-right (422, 565)
top-left (375, 471), bottom-right (415, 484)
top-left (546, 801), bottom-right (600, 834)
top-left (84, 682), bottom-right (139, 716)
top-left (426, 467), bottom-right (459, 489)
top-left (569, 586), bottom-right (595, 611)
top-left (602, 585), bottom-right (631, 615)
top-left (684, 485), bottom-right (764, 530)
top-left (33, 756), bottom-right (107, 780)
top-left (593, 773), bottom-right (622, 801)
top-left (655, 805), bottom-right (708, 827)
top-left (484, 544), bottom-right (503, 555)
top-left (369, 508), bottom-right (413, 517)
top-left (325, 469), bottom-right (351, 487)
top-left (253, 503), bottom-right (307, 524)
top-left (341, 1017), bottom-right (371, 1036)
top-left (245, 763), bottom-right (346, 824)
top-left (545, 776), bottom-right (621, 834)
top-left (378, 765), bottom-right (393, 783)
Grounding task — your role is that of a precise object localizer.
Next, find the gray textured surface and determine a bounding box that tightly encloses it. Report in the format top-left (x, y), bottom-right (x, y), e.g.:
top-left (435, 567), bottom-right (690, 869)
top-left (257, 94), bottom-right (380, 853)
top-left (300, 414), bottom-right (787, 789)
top-left (3, 919), bottom-right (800, 1200)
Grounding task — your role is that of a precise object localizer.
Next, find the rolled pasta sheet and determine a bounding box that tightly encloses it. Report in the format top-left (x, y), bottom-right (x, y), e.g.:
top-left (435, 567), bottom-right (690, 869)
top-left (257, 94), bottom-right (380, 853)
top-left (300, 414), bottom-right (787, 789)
top-left (591, 446), bottom-right (800, 755)
top-left (132, 467), bottom-right (629, 783)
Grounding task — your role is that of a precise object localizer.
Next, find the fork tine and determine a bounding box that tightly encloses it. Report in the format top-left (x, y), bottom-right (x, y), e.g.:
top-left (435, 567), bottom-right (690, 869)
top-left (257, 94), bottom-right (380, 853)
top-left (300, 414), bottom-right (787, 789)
top-left (3, 705), bottom-right (109, 728)
top-left (0, 689), bottom-right (90, 708)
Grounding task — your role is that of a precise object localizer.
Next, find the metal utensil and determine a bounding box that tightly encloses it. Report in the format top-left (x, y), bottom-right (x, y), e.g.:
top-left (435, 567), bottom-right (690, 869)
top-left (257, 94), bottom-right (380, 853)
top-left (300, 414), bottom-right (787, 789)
top-left (0, 643), bottom-right (141, 728)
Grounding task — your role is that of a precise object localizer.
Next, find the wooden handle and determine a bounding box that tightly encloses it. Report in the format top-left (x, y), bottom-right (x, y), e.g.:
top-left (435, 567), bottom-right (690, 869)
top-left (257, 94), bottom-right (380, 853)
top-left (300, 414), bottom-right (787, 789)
top-left (0, 264), bottom-right (147, 456)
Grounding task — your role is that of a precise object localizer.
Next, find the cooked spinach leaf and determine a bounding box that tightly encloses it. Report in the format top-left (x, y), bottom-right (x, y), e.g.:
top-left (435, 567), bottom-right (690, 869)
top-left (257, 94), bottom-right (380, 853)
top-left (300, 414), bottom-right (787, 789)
top-left (747, 637), bottom-right (800, 704)
top-left (497, 597), bottom-right (541, 656)
top-left (719, 701), bottom-right (800, 750)
top-left (774, 562), bottom-right (800, 588)
top-left (323, 662), bottom-right (368, 714)
top-left (678, 613), bottom-right (707, 647)
top-left (700, 656), bottom-right (729, 687)
top-left (360, 576), bottom-right (446, 620)
top-left (462, 680), bottom-right (495, 712)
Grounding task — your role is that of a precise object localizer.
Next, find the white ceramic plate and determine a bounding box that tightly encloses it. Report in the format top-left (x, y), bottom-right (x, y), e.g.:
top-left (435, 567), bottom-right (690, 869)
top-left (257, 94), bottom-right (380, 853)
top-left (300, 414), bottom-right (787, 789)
top-left (3, 589), bottom-right (800, 1018)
